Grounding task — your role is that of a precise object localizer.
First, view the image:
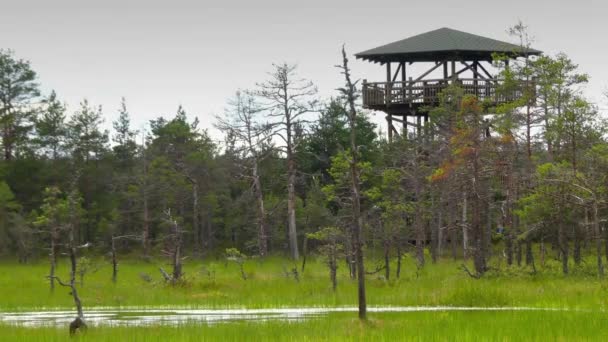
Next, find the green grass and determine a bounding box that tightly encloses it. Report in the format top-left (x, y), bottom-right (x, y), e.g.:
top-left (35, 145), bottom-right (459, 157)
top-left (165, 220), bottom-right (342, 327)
top-left (1, 253), bottom-right (608, 340)
top-left (3, 310), bottom-right (608, 341)
top-left (0, 254), bottom-right (607, 310)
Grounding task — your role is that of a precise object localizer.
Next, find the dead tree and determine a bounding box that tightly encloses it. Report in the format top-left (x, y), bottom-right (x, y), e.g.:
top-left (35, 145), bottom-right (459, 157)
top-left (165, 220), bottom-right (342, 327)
top-left (337, 46), bottom-right (367, 319)
top-left (47, 188), bottom-right (88, 335)
top-left (161, 210), bottom-right (184, 284)
top-left (35, 187), bottom-right (65, 292)
top-left (49, 227), bottom-right (59, 291)
top-left (140, 131), bottom-right (151, 259)
top-left (111, 234), bottom-right (141, 283)
top-left (215, 92), bottom-right (272, 257)
top-left (308, 227), bottom-right (344, 291)
top-left (256, 63), bottom-right (317, 260)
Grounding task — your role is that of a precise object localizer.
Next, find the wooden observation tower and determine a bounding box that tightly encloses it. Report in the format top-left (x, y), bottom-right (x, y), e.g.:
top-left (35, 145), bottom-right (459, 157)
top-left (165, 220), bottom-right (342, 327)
top-left (355, 27), bottom-right (541, 142)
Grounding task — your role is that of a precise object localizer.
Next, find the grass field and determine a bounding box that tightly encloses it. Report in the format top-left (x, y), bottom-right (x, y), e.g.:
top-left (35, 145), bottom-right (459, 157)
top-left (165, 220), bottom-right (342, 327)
top-left (1, 252), bottom-right (607, 340)
top-left (3, 310), bottom-right (608, 341)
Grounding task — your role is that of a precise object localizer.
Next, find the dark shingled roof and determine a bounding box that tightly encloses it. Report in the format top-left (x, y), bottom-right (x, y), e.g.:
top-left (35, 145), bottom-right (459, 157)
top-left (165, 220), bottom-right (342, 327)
top-left (356, 27), bottom-right (542, 63)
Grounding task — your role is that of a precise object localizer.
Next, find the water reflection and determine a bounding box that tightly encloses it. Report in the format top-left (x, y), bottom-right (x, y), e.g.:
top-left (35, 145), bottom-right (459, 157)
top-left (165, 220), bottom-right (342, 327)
top-left (0, 307), bottom-right (561, 327)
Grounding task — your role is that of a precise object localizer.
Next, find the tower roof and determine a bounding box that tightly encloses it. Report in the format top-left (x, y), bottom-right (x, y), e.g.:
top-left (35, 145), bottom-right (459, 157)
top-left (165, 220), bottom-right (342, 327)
top-left (355, 27), bottom-right (542, 63)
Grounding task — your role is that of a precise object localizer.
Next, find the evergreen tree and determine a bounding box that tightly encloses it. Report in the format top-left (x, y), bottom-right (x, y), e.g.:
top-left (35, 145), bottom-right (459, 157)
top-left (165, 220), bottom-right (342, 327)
top-left (0, 49), bottom-right (40, 160)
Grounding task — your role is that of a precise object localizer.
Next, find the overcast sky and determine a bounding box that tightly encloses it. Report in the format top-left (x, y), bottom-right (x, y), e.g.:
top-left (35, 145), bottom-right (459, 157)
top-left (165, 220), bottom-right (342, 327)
top-left (1, 0), bottom-right (606, 140)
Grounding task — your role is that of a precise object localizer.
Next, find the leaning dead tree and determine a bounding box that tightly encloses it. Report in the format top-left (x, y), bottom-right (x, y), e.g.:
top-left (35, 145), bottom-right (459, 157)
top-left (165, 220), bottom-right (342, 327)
top-left (46, 186), bottom-right (88, 335)
top-left (256, 63), bottom-right (317, 260)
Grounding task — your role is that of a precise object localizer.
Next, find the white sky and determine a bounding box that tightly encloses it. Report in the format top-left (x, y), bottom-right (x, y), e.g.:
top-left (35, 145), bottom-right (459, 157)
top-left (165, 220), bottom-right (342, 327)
top-left (1, 0), bottom-right (606, 140)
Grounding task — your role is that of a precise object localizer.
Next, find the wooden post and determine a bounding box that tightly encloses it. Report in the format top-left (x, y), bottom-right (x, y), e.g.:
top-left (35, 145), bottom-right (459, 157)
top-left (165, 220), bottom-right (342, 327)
top-left (451, 60), bottom-right (456, 80)
top-left (362, 79), bottom-right (367, 106)
top-left (443, 61), bottom-right (449, 79)
top-left (473, 61), bottom-right (479, 97)
top-left (401, 62), bottom-right (407, 103)
top-left (386, 63), bottom-right (392, 106)
top-left (408, 76), bottom-right (413, 103)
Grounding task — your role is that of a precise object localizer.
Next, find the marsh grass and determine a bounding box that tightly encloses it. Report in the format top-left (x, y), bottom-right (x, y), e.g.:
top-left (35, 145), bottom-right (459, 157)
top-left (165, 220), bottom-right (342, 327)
top-left (0, 254), bottom-right (607, 311)
top-left (2, 310), bottom-right (608, 341)
top-left (2, 252), bottom-right (608, 340)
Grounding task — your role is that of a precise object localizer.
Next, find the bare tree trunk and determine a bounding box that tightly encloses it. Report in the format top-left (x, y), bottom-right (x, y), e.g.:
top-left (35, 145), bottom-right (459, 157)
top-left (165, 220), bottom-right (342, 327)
top-left (462, 194), bottom-right (468, 260)
top-left (396, 243), bottom-right (402, 279)
top-left (287, 155), bottom-right (299, 260)
top-left (341, 47), bottom-right (366, 320)
top-left (559, 219), bottom-right (569, 275)
top-left (540, 236), bottom-right (546, 267)
top-left (172, 219), bottom-right (183, 283)
top-left (142, 191), bottom-right (150, 258)
top-left (253, 162), bottom-right (268, 257)
top-left (472, 144), bottom-right (487, 275)
top-left (63, 194), bottom-right (86, 335)
top-left (384, 239), bottom-right (390, 280)
top-left (516, 239), bottom-right (522, 267)
top-left (68, 235), bottom-right (84, 320)
top-left (449, 203), bottom-right (457, 260)
top-left (111, 236), bottom-right (117, 283)
top-left (505, 169), bottom-right (514, 266)
top-left (433, 203), bottom-right (442, 263)
top-left (472, 198), bottom-right (486, 274)
top-left (330, 247), bottom-right (337, 291)
top-left (543, 102), bottom-right (554, 161)
top-left (301, 235), bottom-right (308, 272)
top-left (192, 181), bottom-right (201, 254)
top-left (593, 202), bottom-right (604, 278)
top-left (49, 230), bottom-right (57, 292)
top-left (414, 201), bottom-right (425, 268)
top-left (604, 222), bottom-right (608, 264)
top-left (525, 240), bottom-right (535, 272)
top-left (574, 210), bottom-right (586, 266)
top-left (142, 137), bottom-right (151, 259)
top-left (437, 208), bottom-right (444, 259)
top-left (346, 237), bottom-right (356, 279)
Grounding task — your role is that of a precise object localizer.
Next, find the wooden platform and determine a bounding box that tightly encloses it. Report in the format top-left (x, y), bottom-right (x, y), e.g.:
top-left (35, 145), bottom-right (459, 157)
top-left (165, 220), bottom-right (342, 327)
top-left (362, 78), bottom-right (529, 114)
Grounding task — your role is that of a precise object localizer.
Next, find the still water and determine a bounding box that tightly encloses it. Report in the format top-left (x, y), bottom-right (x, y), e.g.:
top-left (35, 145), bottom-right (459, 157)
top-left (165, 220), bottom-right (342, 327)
top-left (0, 306), bottom-right (561, 327)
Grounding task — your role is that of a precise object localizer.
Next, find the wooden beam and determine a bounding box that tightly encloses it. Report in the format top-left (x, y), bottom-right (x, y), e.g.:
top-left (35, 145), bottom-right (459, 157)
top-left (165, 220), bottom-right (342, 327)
top-left (443, 61), bottom-right (448, 79)
top-left (413, 62), bottom-right (442, 83)
top-left (477, 62), bottom-right (494, 79)
top-left (390, 116), bottom-right (419, 127)
top-left (392, 63), bottom-right (402, 83)
top-left (460, 61), bottom-right (487, 80)
top-left (473, 62), bottom-right (478, 79)
top-left (455, 64), bottom-right (474, 77)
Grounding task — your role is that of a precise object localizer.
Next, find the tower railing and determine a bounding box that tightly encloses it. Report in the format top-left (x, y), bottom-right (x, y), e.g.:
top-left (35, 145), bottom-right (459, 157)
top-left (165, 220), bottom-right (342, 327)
top-left (362, 78), bottom-right (534, 109)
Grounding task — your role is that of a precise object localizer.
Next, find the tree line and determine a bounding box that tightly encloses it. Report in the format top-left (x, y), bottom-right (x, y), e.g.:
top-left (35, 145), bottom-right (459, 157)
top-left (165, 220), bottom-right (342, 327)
top-left (1, 25), bottom-right (608, 321)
